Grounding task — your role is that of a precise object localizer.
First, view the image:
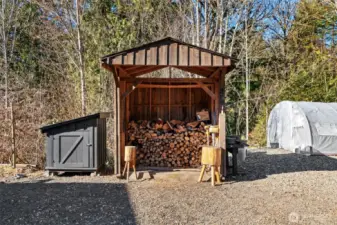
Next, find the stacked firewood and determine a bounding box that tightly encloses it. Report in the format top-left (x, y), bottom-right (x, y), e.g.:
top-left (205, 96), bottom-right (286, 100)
top-left (127, 119), bottom-right (209, 168)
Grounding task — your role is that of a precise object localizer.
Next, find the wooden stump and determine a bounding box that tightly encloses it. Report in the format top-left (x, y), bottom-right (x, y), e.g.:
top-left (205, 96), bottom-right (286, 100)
top-left (201, 146), bottom-right (221, 166)
top-left (199, 146), bottom-right (221, 186)
top-left (123, 146), bottom-right (137, 182)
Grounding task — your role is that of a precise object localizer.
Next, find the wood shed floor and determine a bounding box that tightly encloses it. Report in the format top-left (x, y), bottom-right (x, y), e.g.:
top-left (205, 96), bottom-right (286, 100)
top-left (2, 148), bottom-right (337, 225)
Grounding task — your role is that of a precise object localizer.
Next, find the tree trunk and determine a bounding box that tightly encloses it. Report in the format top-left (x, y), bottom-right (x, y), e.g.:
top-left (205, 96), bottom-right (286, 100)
top-left (204, 0), bottom-right (208, 48)
top-left (191, 1), bottom-right (196, 45)
top-left (196, 0), bottom-right (200, 46)
top-left (218, 0), bottom-right (223, 53)
top-left (245, 4), bottom-right (249, 140)
top-left (2, 0), bottom-right (8, 109)
top-left (223, 15), bottom-right (228, 53)
top-left (76, 0), bottom-right (86, 116)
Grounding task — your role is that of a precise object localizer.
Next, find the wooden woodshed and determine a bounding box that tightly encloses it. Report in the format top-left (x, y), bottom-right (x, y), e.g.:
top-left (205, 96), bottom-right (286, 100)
top-left (101, 37), bottom-right (235, 175)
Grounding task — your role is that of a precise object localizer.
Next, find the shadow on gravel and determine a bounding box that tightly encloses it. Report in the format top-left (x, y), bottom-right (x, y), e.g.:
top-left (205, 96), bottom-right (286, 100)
top-left (237, 150), bottom-right (337, 181)
top-left (0, 182), bottom-right (136, 225)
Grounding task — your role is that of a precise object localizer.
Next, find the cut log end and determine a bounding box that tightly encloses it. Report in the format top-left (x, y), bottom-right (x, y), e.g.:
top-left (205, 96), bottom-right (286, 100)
top-left (127, 119), bottom-right (209, 168)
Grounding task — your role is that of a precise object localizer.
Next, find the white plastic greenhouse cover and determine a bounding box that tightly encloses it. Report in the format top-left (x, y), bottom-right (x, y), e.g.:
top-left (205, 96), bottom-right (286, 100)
top-left (267, 101), bottom-right (337, 155)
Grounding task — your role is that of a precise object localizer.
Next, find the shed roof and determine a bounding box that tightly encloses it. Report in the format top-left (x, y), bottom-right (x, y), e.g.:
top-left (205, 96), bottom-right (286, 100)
top-left (101, 37), bottom-right (235, 79)
top-left (40, 113), bottom-right (110, 133)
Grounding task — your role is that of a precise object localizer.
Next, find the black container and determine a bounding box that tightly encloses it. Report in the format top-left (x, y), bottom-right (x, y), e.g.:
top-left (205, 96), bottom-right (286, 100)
top-left (40, 113), bottom-right (109, 174)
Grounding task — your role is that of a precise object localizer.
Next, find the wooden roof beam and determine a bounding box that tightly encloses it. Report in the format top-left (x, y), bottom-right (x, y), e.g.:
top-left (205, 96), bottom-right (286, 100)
top-left (120, 77), bottom-right (216, 83)
top-left (129, 66), bottom-right (166, 77)
top-left (121, 80), bottom-right (142, 100)
top-left (101, 63), bottom-right (120, 87)
top-left (195, 81), bottom-right (216, 100)
top-left (123, 65), bottom-right (148, 73)
top-left (116, 66), bottom-right (130, 77)
top-left (173, 66), bottom-right (211, 77)
top-left (137, 84), bottom-right (212, 89)
top-left (195, 66), bottom-right (215, 72)
top-left (209, 67), bottom-right (221, 78)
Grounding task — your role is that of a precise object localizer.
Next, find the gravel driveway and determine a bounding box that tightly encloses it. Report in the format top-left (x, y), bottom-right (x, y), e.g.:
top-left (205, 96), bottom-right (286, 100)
top-left (2, 148), bottom-right (337, 225)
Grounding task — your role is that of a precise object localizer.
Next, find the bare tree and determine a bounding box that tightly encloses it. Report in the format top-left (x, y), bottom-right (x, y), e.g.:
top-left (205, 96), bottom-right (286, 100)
top-left (204, 0), bottom-right (208, 48)
top-left (195, 0), bottom-right (200, 46)
top-left (218, 0), bottom-right (224, 53)
top-left (76, 0), bottom-right (86, 115)
top-left (34, 0), bottom-right (87, 115)
top-left (0, 0), bottom-right (18, 109)
top-left (244, 2), bottom-right (249, 140)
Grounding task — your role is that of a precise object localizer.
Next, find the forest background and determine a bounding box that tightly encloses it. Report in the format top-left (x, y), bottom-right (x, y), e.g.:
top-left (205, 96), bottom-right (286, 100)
top-left (1, 0), bottom-right (336, 166)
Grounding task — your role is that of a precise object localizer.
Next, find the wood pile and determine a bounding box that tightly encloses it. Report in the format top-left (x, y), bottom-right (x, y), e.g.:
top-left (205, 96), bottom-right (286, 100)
top-left (127, 119), bottom-right (209, 168)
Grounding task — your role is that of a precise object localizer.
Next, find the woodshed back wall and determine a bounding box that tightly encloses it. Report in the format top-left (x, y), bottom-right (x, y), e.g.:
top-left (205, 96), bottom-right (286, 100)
top-left (128, 86), bottom-right (211, 121)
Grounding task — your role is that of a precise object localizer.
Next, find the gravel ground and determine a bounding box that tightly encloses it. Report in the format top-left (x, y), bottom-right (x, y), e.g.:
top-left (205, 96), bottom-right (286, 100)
top-left (2, 148), bottom-right (337, 225)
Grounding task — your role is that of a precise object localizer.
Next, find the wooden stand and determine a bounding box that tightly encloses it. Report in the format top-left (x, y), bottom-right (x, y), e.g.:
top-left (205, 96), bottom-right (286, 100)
top-left (198, 146), bottom-right (221, 186)
top-left (122, 146), bottom-right (137, 182)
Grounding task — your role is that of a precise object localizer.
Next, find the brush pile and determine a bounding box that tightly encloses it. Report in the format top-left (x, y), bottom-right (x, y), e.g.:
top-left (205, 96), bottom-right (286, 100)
top-left (127, 119), bottom-right (209, 168)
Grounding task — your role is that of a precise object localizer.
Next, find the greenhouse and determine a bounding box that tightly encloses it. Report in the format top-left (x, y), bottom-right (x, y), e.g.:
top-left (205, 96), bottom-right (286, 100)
top-left (267, 101), bottom-right (337, 155)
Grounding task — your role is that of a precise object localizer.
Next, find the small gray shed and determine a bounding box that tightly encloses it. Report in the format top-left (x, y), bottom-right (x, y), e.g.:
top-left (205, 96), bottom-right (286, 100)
top-left (41, 113), bottom-right (109, 174)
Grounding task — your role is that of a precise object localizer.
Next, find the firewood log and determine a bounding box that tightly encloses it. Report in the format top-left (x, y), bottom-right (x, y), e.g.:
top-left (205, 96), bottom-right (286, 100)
top-left (187, 121), bottom-right (200, 128)
top-left (127, 119), bottom-right (206, 168)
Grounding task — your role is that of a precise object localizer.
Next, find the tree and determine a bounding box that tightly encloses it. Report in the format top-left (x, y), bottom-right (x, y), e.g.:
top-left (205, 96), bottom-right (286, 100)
top-left (0, 0), bottom-right (19, 109)
top-left (76, 0), bottom-right (86, 115)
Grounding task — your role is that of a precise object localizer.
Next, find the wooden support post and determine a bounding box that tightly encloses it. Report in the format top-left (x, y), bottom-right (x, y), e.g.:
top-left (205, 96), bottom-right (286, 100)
top-left (126, 83), bottom-right (130, 134)
top-left (120, 80), bottom-right (126, 176)
top-left (168, 81), bottom-right (171, 121)
top-left (116, 85), bottom-right (121, 174)
top-left (214, 82), bottom-right (219, 124)
top-left (169, 67), bottom-right (171, 121)
top-left (114, 88), bottom-right (117, 174)
top-left (219, 68), bottom-right (227, 178)
top-left (211, 84), bottom-right (216, 123)
top-left (149, 82), bottom-right (152, 119)
top-left (10, 102), bottom-right (16, 169)
top-left (189, 83), bottom-right (192, 120)
top-left (219, 69), bottom-right (226, 117)
top-left (112, 65), bottom-right (121, 175)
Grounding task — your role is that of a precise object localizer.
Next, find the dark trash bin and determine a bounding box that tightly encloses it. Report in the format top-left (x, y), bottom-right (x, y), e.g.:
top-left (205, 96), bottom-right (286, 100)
top-left (226, 136), bottom-right (249, 176)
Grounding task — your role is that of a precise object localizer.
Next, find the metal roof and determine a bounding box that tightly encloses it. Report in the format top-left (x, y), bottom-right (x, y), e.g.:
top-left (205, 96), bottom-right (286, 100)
top-left (101, 37), bottom-right (236, 79)
top-left (40, 113), bottom-right (110, 133)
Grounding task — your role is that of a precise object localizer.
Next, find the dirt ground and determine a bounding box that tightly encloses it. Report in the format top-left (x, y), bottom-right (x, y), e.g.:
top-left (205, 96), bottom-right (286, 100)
top-left (2, 148), bottom-right (337, 225)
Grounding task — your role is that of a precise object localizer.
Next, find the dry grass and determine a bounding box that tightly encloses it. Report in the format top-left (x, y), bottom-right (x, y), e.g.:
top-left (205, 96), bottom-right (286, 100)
top-left (0, 165), bottom-right (16, 177)
top-left (0, 164), bottom-right (42, 179)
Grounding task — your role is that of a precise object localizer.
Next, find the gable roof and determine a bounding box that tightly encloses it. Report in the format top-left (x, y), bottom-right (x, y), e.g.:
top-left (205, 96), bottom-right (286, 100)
top-left (101, 37), bottom-right (236, 78)
top-left (101, 37), bottom-right (234, 62)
